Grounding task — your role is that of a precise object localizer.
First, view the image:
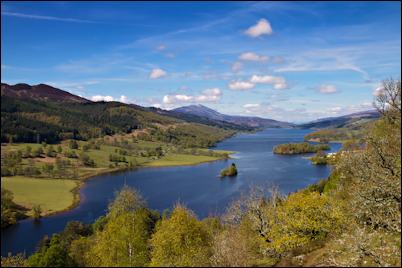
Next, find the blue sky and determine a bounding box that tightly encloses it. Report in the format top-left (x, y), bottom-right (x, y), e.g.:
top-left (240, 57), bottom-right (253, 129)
top-left (1, 1), bottom-right (401, 123)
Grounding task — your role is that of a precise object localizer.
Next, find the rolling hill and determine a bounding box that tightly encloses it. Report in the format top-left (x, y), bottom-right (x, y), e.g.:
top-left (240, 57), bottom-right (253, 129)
top-left (298, 110), bottom-right (380, 129)
top-left (1, 83), bottom-right (89, 103)
top-left (172, 104), bottom-right (294, 129)
top-left (300, 110), bottom-right (380, 142)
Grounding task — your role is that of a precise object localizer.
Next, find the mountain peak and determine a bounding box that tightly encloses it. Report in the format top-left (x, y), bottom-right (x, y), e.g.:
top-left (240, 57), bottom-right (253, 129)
top-left (172, 104), bottom-right (293, 128)
top-left (1, 83), bottom-right (90, 103)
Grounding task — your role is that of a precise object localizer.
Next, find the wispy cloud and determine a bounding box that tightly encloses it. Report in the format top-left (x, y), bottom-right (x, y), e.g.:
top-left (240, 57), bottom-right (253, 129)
top-left (1, 11), bottom-right (99, 24)
top-left (272, 42), bottom-right (401, 81)
top-left (228, 80), bottom-right (255, 91)
top-left (239, 52), bottom-right (269, 62)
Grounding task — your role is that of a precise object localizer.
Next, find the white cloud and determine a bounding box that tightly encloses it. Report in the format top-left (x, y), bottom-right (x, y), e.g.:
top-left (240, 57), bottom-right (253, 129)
top-left (196, 88), bottom-right (221, 102)
top-left (244, 18), bottom-right (273, 38)
top-left (232, 61), bottom-right (243, 72)
top-left (91, 95), bottom-right (114, 102)
top-left (373, 86), bottom-right (385, 96)
top-left (228, 80), bottom-right (255, 91)
top-left (273, 82), bottom-right (288, 90)
top-left (318, 84), bottom-right (337, 94)
top-left (250, 75), bottom-right (276, 83)
top-left (239, 52), bottom-right (268, 62)
top-left (326, 102), bottom-right (373, 116)
top-left (243, 102), bottom-right (274, 114)
top-left (243, 103), bottom-right (260, 109)
top-left (90, 95), bottom-right (132, 103)
top-left (250, 75), bottom-right (288, 89)
top-left (152, 103), bottom-right (162, 108)
top-left (328, 106), bottom-right (342, 113)
top-left (163, 88), bottom-right (221, 104)
top-left (119, 95), bottom-right (128, 103)
top-left (149, 68), bottom-right (167, 79)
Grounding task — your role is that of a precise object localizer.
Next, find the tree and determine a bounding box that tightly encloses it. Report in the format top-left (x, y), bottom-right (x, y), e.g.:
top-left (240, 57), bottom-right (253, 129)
top-left (28, 221), bottom-right (92, 267)
top-left (150, 204), bottom-right (212, 267)
top-left (79, 153), bottom-right (95, 167)
top-left (211, 226), bottom-right (264, 267)
top-left (32, 147), bottom-right (43, 157)
top-left (337, 79), bottom-right (401, 233)
top-left (42, 164), bottom-right (54, 178)
top-left (28, 234), bottom-right (72, 267)
top-left (107, 185), bottom-right (146, 219)
top-left (69, 140), bottom-right (79, 150)
top-left (82, 144), bottom-right (89, 152)
top-left (46, 145), bottom-right (56, 157)
top-left (24, 145), bottom-right (32, 158)
top-left (1, 253), bottom-right (27, 267)
top-left (1, 188), bottom-right (17, 228)
top-left (87, 209), bottom-right (157, 267)
top-left (32, 205), bottom-right (42, 220)
top-left (374, 78), bottom-right (401, 124)
top-left (265, 191), bottom-right (345, 257)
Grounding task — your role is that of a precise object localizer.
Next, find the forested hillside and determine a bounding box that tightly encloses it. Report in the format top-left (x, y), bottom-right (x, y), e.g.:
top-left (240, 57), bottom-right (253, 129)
top-left (303, 118), bottom-right (376, 143)
top-left (1, 96), bottom-right (181, 143)
top-left (298, 110), bottom-right (379, 129)
top-left (1, 84), bottom-right (255, 144)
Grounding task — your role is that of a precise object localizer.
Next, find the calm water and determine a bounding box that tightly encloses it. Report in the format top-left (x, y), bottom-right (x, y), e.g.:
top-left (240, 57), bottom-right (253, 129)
top-left (1, 128), bottom-right (341, 256)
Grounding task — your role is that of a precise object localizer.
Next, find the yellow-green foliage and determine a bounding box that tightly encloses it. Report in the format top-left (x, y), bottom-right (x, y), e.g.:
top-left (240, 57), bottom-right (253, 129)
top-left (150, 205), bottom-right (212, 267)
top-left (1, 187), bottom-right (27, 228)
top-left (1, 253), bottom-right (27, 267)
top-left (304, 126), bottom-right (369, 143)
top-left (86, 210), bottom-right (155, 267)
top-left (273, 142), bottom-right (330, 155)
top-left (264, 191), bottom-right (344, 256)
top-left (220, 163), bottom-right (237, 177)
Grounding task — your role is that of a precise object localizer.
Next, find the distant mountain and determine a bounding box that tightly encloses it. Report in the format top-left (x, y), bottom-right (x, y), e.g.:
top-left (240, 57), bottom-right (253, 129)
top-left (147, 106), bottom-right (255, 131)
top-left (172, 104), bottom-right (294, 129)
top-left (298, 110), bottom-right (380, 129)
top-left (1, 83), bottom-right (89, 103)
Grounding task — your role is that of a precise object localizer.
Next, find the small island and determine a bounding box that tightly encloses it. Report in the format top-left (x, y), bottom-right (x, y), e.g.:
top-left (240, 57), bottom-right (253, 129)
top-left (273, 142), bottom-right (330, 155)
top-left (220, 163), bottom-right (238, 177)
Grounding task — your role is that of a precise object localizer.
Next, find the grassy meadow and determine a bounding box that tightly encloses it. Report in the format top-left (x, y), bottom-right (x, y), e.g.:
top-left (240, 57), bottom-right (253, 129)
top-left (1, 176), bottom-right (78, 216)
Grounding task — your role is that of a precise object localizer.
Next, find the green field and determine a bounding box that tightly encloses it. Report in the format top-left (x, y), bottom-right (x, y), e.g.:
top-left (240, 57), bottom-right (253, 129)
top-left (1, 176), bottom-right (78, 216)
top-left (143, 153), bottom-right (228, 167)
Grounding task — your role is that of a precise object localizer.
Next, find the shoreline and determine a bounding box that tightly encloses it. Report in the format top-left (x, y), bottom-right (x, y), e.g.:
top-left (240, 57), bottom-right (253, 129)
top-left (7, 151), bottom-right (236, 221)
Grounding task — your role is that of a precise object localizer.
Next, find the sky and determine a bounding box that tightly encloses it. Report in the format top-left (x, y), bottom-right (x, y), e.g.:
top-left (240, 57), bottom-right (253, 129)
top-left (1, 1), bottom-right (401, 123)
